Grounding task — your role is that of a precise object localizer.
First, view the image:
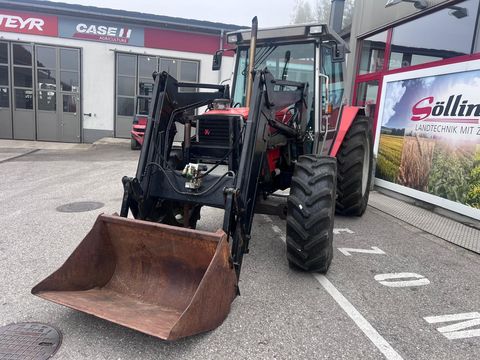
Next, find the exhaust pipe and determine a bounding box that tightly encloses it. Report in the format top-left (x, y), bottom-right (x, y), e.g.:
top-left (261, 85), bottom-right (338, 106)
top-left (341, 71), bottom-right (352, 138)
top-left (245, 16), bottom-right (258, 108)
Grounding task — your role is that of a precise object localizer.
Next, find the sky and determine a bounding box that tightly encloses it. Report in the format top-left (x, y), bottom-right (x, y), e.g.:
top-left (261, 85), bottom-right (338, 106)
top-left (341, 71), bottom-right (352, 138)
top-left (45, 0), bottom-right (299, 27)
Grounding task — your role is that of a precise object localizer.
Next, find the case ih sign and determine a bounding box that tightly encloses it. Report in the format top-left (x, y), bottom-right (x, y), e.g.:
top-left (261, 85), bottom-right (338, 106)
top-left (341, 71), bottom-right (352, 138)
top-left (74, 23), bottom-right (132, 42)
top-left (0, 10), bottom-right (58, 36)
top-left (59, 17), bottom-right (144, 46)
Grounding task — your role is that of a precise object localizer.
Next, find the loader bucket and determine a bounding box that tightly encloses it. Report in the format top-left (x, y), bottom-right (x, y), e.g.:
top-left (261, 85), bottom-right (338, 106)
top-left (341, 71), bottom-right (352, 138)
top-left (32, 214), bottom-right (237, 341)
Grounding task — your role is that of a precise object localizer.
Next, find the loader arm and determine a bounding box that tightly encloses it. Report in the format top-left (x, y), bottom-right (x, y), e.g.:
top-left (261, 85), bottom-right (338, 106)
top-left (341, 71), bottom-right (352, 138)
top-left (121, 68), bottom-right (307, 279)
top-left (231, 70), bottom-right (308, 275)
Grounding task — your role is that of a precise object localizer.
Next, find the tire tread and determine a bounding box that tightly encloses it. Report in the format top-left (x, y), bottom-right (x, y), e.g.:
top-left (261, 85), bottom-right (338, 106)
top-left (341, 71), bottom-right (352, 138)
top-left (286, 155), bottom-right (336, 273)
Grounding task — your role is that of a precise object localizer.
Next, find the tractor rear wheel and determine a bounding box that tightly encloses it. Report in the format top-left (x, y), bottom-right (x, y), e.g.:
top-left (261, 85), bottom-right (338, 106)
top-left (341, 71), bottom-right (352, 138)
top-left (286, 155), bottom-right (336, 272)
top-left (336, 116), bottom-right (373, 216)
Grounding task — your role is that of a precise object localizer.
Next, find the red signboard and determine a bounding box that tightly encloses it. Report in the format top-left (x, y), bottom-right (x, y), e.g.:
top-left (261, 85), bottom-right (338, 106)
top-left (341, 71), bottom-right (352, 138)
top-left (144, 28), bottom-right (233, 56)
top-left (0, 10), bottom-right (58, 37)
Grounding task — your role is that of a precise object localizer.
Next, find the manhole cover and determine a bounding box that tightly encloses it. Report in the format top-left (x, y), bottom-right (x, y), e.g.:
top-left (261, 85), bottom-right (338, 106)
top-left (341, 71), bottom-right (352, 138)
top-left (0, 322), bottom-right (62, 360)
top-left (56, 201), bottom-right (104, 213)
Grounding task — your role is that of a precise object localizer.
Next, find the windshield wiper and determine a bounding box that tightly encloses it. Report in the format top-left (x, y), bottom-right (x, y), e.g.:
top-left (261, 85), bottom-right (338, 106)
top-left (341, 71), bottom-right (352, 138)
top-left (241, 44), bottom-right (277, 75)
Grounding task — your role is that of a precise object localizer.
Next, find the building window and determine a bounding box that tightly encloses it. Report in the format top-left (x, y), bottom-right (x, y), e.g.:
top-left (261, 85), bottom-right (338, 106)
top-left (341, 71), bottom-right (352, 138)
top-left (115, 53), bottom-right (199, 137)
top-left (0, 42), bottom-right (8, 109)
top-left (388, 0), bottom-right (479, 70)
top-left (0, 42), bottom-right (8, 64)
top-left (0, 87), bottom-right (8, 108)
top-left (36, 46), bottom-right (58, 113)
top-left (138, 56), bottom-right (156, 97)
top-left (13, 43), bottom-right (33, 110)
top-left (358, 30), bottom-right (388, 75)
top-left (116, 54), bottom-right (136, 117)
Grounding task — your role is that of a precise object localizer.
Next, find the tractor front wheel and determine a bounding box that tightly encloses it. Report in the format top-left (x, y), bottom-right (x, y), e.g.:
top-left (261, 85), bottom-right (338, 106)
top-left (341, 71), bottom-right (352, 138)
top-left (336, 116), bottom-right (373, 216)
top-left (286, 155), bottom-right (336, 273)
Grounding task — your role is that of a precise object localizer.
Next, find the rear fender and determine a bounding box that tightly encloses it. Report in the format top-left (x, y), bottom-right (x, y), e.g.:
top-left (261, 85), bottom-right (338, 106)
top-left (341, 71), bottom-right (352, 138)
top-left (329, 105), bottom-right (364, 157)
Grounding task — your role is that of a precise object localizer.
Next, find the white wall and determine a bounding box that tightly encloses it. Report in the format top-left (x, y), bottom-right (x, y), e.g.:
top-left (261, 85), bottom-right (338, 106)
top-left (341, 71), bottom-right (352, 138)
top-left (0, 31), bottom-right (234, 133)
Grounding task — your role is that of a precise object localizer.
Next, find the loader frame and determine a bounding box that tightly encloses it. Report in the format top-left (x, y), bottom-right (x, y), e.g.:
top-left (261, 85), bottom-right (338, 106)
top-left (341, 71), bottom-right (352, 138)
top-left (121, 68), bottom-right (310, 278)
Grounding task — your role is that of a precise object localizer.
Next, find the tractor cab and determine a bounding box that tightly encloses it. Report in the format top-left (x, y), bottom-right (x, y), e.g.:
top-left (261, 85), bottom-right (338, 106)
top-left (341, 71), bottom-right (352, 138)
top-left (210, 23), bottom-right (348, 156)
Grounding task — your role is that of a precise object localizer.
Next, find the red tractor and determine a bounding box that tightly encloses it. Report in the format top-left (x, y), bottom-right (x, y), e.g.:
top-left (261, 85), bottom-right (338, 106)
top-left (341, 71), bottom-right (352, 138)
top-left (33, 19), bottom-right (373, 340)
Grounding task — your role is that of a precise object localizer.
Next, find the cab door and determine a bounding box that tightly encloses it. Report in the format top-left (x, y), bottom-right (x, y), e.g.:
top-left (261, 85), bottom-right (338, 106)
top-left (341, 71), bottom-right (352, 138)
top-left (317, 44), bottom-right (345, 155)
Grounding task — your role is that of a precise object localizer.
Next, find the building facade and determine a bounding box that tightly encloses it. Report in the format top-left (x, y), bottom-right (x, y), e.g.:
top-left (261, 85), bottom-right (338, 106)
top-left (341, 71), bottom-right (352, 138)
top-left (0, 0), bottom-right (240, 143)
top-left (347, 0), bottom-right (480, 220)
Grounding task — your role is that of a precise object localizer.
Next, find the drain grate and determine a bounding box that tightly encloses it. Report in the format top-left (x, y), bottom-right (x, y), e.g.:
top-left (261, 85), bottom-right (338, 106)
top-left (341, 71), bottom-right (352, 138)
top-left (56, 201), bottom-right (104, 213)
top-left (0, 322), bottom-right (62, 360)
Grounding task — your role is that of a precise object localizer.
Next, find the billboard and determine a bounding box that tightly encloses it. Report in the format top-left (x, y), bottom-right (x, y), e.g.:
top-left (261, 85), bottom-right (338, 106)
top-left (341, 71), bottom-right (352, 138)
top-left (0, 10), bottom-right (58, 36)
top-left (59, 16), bottom-right (144, 46)
top-left (375, 60), bottom-right (480, 220)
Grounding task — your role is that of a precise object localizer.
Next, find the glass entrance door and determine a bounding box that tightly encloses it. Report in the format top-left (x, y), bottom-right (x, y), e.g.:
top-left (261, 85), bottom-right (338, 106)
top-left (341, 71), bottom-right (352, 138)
top-left (59, 48), bottom-right (80, 142)
top-left (36, 46), bottom-right (81, 143)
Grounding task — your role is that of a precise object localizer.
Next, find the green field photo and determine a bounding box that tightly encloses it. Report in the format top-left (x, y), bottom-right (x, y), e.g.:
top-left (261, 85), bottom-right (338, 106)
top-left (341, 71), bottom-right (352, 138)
top-left (375, 134), bottom-right (405, 182)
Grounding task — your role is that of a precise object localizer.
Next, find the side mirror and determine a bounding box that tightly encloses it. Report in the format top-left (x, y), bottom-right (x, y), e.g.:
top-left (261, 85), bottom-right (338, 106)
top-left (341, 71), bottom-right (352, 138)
top-left (332, 44), bottom-right (346, 63)
top-left (212, 50), bottom-right (223, 71)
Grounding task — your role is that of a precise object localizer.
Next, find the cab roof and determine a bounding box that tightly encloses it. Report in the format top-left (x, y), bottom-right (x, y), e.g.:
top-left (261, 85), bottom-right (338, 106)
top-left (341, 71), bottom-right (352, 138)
top-left (226, 23), bottom-right (349, 51)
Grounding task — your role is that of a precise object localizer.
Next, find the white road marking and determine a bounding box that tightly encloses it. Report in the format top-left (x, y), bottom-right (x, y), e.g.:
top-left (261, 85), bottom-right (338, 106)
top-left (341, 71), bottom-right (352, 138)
top-left (271, 224), bottom-right (286, 242)
top-left (333, 228), bottom-right (354, 235)
top-left (424, 312), bottom-right (480, 340)
top-left (374, 273), bottom-right (430, 288)
top-left (263, 215), bottom-right (403, 360)
top-left (314, 274), bottom-right (404, 360)
top-left (338, 246), bottom-right (386, 256)
top-left (272, 225), bottom-right (282, 234)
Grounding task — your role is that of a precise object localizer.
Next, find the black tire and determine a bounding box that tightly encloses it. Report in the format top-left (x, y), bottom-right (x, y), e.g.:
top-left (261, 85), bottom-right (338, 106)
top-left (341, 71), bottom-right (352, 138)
top-left (131, 136), bottom-right (141, 150)
top-left (336, 116), bottom-right (373, 217)
top-left (286, 155), bottom-right (336, 273)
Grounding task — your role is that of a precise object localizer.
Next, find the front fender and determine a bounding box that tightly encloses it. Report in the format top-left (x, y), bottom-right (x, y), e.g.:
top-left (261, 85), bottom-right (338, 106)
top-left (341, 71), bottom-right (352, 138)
top-left (329, 105), bottom-right (363, 157)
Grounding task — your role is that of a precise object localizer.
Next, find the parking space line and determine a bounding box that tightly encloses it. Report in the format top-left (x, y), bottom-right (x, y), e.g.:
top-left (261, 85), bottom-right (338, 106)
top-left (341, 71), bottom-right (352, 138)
top-left (263, 215), bottom-right (404, 360)
top-left (314, 274), bottom-right (404, 360)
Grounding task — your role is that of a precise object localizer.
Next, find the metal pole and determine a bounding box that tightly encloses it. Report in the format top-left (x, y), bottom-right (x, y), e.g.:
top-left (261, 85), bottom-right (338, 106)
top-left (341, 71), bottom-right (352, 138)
top-left (245, 16), bottom-right (258, 108)
top-left (218, 29), bottom-right (224, 84)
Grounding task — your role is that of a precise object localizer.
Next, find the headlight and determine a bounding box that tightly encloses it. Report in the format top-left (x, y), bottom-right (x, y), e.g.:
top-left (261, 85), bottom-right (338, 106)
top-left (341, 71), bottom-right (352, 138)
top-left (227, 34), bottom-right (238, 44)
top-left (309, 25), bottom-right (323, 35)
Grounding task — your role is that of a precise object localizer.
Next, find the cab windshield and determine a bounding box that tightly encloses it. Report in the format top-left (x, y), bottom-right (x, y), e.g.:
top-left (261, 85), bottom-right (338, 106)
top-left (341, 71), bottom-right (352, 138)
top-left (232, 42), bottom-right (316, 107)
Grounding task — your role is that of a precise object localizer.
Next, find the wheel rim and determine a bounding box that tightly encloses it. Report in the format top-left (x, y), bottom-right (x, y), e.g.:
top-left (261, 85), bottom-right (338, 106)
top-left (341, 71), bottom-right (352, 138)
top-left (361, 137), bottom-right (370, 196)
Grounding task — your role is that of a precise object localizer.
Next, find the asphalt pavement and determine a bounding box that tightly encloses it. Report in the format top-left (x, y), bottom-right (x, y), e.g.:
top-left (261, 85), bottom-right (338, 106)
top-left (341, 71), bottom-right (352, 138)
top-left (0, 142), bottom-right (479, 359)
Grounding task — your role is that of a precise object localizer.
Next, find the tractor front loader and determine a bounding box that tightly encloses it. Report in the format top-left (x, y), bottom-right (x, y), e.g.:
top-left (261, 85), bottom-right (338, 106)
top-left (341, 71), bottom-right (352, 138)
top-left (32, 18), bottom-right (373, 341)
